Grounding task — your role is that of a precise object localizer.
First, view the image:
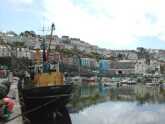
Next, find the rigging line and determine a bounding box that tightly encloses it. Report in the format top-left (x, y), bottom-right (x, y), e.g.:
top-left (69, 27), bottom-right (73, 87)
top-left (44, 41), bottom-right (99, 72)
top-left (5, 86), bottom-right (73, 123)
top-left (4, 98), bottom-right (58, 123)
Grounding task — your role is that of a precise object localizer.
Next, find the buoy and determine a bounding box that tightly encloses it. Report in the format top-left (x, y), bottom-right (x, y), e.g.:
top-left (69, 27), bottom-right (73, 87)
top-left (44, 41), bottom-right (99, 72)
top-left (3, 97), bottom-right (15, 112)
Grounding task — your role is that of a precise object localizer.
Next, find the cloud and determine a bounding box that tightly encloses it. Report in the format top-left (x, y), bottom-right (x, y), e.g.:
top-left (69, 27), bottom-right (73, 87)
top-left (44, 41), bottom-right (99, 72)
top-left (7, 0), bottom-right (33, 5)
top-left (6, 0), bottom-right (33, 10)
top-left (42, 0), bottom-right (165, 49)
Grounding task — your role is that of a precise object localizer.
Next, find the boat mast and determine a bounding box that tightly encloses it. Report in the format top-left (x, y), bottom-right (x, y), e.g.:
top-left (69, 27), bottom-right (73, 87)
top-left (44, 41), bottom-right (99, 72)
top-left (47, 23), bottom-right (55, 57)
top-left (42, 23), bottom-right (59, 72)
top-left (47, 23), bottom-right (60, 72)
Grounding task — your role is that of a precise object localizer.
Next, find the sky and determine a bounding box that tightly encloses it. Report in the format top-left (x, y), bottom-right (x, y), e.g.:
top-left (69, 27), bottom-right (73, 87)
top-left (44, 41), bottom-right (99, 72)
top-left (1, 0), bottom-right (165, 49)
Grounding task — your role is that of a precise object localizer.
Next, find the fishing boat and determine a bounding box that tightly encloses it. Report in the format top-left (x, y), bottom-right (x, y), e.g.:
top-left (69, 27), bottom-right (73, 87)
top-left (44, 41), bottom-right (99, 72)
top-left (18, 24), bottom-right (74, 124)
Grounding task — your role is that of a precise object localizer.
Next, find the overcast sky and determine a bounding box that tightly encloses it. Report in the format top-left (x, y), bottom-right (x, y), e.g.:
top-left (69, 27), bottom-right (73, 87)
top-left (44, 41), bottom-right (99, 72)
top-left (1, 0), bottom-right (165, 49)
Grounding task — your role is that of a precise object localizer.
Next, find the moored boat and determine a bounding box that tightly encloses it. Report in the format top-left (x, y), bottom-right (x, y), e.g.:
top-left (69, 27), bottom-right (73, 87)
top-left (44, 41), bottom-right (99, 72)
top-left (18, 24), bottom-right (74, 124)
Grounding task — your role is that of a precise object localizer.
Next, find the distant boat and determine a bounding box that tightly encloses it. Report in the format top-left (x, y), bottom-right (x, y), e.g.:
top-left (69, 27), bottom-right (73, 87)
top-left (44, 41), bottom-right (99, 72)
top-left (145, 82), bottom-right (159, 87)
top-left (120, 80), bottom-right (136, 86)
top-left (103, 83), bottom-right (110, 88)
top-left (103, 82), bottom-right (118, 88)
top-left (145, 78), bottom-right (160, 87)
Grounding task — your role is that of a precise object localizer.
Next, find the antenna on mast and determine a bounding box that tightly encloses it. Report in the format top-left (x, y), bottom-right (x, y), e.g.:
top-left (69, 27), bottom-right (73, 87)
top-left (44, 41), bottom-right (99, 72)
top-left (48, 23), bottom-right (55, 53)
top-left (37, 19), bottom-right (49, 63)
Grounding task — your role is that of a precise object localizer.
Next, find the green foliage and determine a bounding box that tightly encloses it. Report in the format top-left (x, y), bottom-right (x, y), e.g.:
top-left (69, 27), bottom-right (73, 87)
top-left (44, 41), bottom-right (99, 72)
top-left (0, 57), bottom-right (12, 69)
top-left (20, 30), bottom-right (36, 37)
top-left (59, 48), bottom-right (74, 57)
top-left (6, 31), bottom-right (17, 36)
top-left (86, 52), bottom-right (102, 61)
top-left (12, 42), bottom-right (25, 47)
top-left (159, 80), bottom-right (165, 84)
top-left (136, 92), bottom-right (151, 105)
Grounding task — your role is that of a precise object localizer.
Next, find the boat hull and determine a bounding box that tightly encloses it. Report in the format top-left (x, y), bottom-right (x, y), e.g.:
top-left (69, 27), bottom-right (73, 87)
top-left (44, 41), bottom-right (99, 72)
top-left (20, 84), bottom-right (74, 124)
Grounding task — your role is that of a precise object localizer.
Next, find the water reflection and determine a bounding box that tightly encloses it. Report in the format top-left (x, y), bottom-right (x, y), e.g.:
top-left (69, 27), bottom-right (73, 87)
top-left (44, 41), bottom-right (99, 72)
top-left (69, 84), bottom-right (165, 111)
top-left (69, 84), bottom-right (165, 124)
top-left (71, 101), bottom-right (165, 124)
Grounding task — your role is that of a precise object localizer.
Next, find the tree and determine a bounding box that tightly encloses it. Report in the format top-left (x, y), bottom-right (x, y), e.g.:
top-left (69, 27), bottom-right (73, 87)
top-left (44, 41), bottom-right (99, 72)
top-left (137, 47), bottom-right (150, 59)
top-left (117, 53), bottom-right (124, 60)
top-left (12, 42), bottom-right (25, 47)
top-left (86, 52), bottom-right (102, 61)
top-left (6, 31), bottom-right (17, 36)
top-left (29, 31), bottom-right (36, 37)
top-left (20, 30), bottom-right (36, 37)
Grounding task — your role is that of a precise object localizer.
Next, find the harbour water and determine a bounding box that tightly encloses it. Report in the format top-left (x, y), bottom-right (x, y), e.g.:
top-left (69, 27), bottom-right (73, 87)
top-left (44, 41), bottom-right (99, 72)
top-left (69, 84), bottom-right (165, 124)
top-left (71, 101), bottom-right (165, 124)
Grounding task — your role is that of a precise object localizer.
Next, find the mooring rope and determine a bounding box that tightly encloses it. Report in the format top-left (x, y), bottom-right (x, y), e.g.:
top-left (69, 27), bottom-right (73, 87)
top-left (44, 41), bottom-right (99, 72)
top-left (5, 98), bottom-right (58, 123)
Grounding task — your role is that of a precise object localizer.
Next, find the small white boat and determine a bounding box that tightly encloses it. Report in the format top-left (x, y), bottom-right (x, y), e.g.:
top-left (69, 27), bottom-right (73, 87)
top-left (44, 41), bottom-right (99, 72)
top-left (120, 80), bottom-right (136, 86)
top-left (145, 82), bottom-right (159, 87)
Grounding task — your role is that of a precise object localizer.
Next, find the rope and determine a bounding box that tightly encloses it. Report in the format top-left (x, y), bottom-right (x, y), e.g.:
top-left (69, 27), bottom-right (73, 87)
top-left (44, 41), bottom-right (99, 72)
top-left (5, 87), bottom-right (73, 123)
top-left (26, 94), bottom-right (71, 99)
